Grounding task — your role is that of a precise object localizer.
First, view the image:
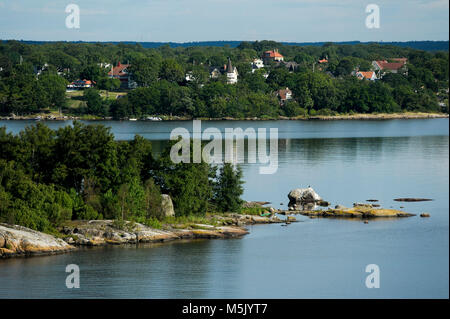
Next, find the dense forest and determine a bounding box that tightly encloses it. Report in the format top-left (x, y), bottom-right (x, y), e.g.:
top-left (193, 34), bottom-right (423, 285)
top-left (0, 122), bottom-right (244, 233)
top-left (0, 40), bottom-right (448, 118)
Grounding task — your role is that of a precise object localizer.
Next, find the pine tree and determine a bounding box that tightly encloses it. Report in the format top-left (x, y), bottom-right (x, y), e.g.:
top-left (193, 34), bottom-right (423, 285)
top-left (213, 164), bottom-right (244, 212)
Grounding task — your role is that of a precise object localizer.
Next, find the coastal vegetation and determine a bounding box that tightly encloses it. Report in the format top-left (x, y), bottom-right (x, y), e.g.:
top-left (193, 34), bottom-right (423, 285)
top-left (0, 122), bottom-right (246, 233)
top-left (0, 40), bottom-right (448, 119)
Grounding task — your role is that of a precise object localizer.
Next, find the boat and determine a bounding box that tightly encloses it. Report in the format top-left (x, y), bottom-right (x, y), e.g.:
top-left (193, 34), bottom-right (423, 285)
top-left (146, 116), bottom-right (162, 121)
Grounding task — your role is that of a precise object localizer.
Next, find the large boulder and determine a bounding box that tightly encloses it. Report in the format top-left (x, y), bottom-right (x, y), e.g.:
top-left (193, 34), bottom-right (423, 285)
top-left (288, 187), bottom-right (322, 206)
top-left (161, 194), bottom-right (175, 217)
top-left (0, 223), bottom-right (74, 257)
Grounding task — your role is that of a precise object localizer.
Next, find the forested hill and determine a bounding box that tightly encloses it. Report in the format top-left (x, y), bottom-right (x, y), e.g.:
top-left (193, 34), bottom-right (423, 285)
top-left (0, 40), bottom-right (448, 119)
top-left (14, 40), bottom-right (450, 51)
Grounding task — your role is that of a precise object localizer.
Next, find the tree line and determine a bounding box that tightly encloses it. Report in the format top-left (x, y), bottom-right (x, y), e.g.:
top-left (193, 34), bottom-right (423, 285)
top-left (0, 40), bottom-right (448, 117)
top-left (0, 122), bottom-right (244, 233)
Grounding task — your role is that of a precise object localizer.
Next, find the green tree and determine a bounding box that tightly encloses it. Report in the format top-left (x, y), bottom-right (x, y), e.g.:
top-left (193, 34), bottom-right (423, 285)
top-left (84, 88), bottom-right (107, 115)
top-left (159, 58), bottom-right (184, 83)
top-left (39, 73), bottom-right (67, 108)
top-left (213, 164), bottom-right (244, 212)
top-left (129, 55), bottom-right (162, 87)
top-left (155, 141), bottom-right (213, 216)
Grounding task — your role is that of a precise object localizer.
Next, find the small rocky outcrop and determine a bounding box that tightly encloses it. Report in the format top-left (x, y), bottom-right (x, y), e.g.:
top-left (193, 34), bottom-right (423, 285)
top-left (298, 205), bottom-right (416, 218)
top-left (0, 223), bottom-right (75, 258)
top-left (288, 187), bottom-right (322, 203)
top-left (161, 194), bottom-right (175, 217)
top-left (214, 213), bottom-right (283, 226)
top-left (288, 187), bottom-right (329, 208)
top-left (394, 198), bottom-right (433, 202)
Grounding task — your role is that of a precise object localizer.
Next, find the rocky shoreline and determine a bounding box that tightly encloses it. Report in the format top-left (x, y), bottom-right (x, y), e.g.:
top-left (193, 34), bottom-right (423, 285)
top-left (0, 223), bottom-right (76, 258)
top-left (0, 186), bottom-right (425, 259)
top-left (305, 112), bottom-right (448, 121)
top-left (0, 213), bottom-right (285, 259)
top-left (0, 112), bottom-right (447, 122)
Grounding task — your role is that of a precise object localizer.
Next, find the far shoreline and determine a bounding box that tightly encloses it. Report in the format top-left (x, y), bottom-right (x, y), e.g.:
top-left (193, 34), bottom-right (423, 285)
top-left (0, 112), bottom-right (448, 122)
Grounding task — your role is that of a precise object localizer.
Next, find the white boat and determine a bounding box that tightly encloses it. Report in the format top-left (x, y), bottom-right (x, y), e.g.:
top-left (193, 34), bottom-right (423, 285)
top-left (129, 118), bottom-right (138, 121)
top-left (146, 116), bottom-right (162, 121)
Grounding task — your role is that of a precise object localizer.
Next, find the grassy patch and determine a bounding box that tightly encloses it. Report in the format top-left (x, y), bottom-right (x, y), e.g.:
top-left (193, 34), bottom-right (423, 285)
top-left (238, 207), bottom-right (268, 216)
top-left (142, 217), bottom-right (162, 229)
top-left (162, 214), bottom-right (221, 229)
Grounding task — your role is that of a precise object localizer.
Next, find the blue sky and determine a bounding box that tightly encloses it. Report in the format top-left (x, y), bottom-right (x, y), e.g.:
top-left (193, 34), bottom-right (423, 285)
top-left (0, 0), bottom-right (448, 42)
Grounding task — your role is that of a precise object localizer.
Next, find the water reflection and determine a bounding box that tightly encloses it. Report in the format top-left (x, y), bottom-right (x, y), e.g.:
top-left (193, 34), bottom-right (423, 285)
top-left (0, 119), bottom-right (448, 298)
top-left (151, 135), bottom-right (449, 165)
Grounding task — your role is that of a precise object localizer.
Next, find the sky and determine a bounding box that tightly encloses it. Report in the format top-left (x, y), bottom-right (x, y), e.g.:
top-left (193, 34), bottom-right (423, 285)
top-left (0, 0), bottom-right (448, 42)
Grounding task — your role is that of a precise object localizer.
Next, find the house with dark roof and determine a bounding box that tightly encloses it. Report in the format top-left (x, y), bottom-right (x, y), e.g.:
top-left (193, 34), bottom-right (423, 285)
top-left (225, 57), bottom-right (238, 84)
top-left (274, 61), bottom-right (299, 72)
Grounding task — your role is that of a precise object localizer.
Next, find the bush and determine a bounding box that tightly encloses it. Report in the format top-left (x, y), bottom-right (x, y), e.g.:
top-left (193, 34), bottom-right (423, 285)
top-left (144, 217), bottom-right (162, 229)
top-left (316, 108), bottom-right (338, 116)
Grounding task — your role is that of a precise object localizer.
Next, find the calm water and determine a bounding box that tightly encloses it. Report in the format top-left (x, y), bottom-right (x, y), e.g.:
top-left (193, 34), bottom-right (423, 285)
top-left (0, 119), bottom-right (448, 298)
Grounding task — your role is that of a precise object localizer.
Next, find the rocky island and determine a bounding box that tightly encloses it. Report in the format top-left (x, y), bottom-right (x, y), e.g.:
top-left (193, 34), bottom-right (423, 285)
top-left (0, 187), bottom-right (423, 259)
top-left (282, 187), bottom-right (416, 218)
top-left (296, 204), bottom-right (416, 218)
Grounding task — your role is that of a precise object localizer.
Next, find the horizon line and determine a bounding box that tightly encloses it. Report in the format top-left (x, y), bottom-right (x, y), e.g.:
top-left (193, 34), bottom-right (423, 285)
top-left (2, 39), bottom-right (449, 44)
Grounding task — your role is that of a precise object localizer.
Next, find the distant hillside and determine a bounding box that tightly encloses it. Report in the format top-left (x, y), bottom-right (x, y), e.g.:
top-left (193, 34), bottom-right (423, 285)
top-left (12, 40), bottom-right (449, 51)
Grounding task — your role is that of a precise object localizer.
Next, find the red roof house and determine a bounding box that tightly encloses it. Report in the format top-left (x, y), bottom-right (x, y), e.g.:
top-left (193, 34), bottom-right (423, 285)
top-left (277, 87), bottom-right (293, 104)
top-left (263, 49), bottom-right (284, 62)
top-left (373, 59), bottom-right (407, 72)
top-left (356, 71), bottom-right (377, 81)
top-left (372, 58), bottom-right (408, 78)
top-left (108, 62), bottom-right (136, 88)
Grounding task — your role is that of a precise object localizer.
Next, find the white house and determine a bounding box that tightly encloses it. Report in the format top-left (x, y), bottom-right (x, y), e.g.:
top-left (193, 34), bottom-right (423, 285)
top-left (98, 62), bottom-right (112, 69)
top-left (226, 58), bottom-right (238, 84)
top-left (185, 71), bottom-right (195, 82)
top-left (251, 58), bottom-right (265, 72)
top-left (210, 67), bottom-right (221, 79)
